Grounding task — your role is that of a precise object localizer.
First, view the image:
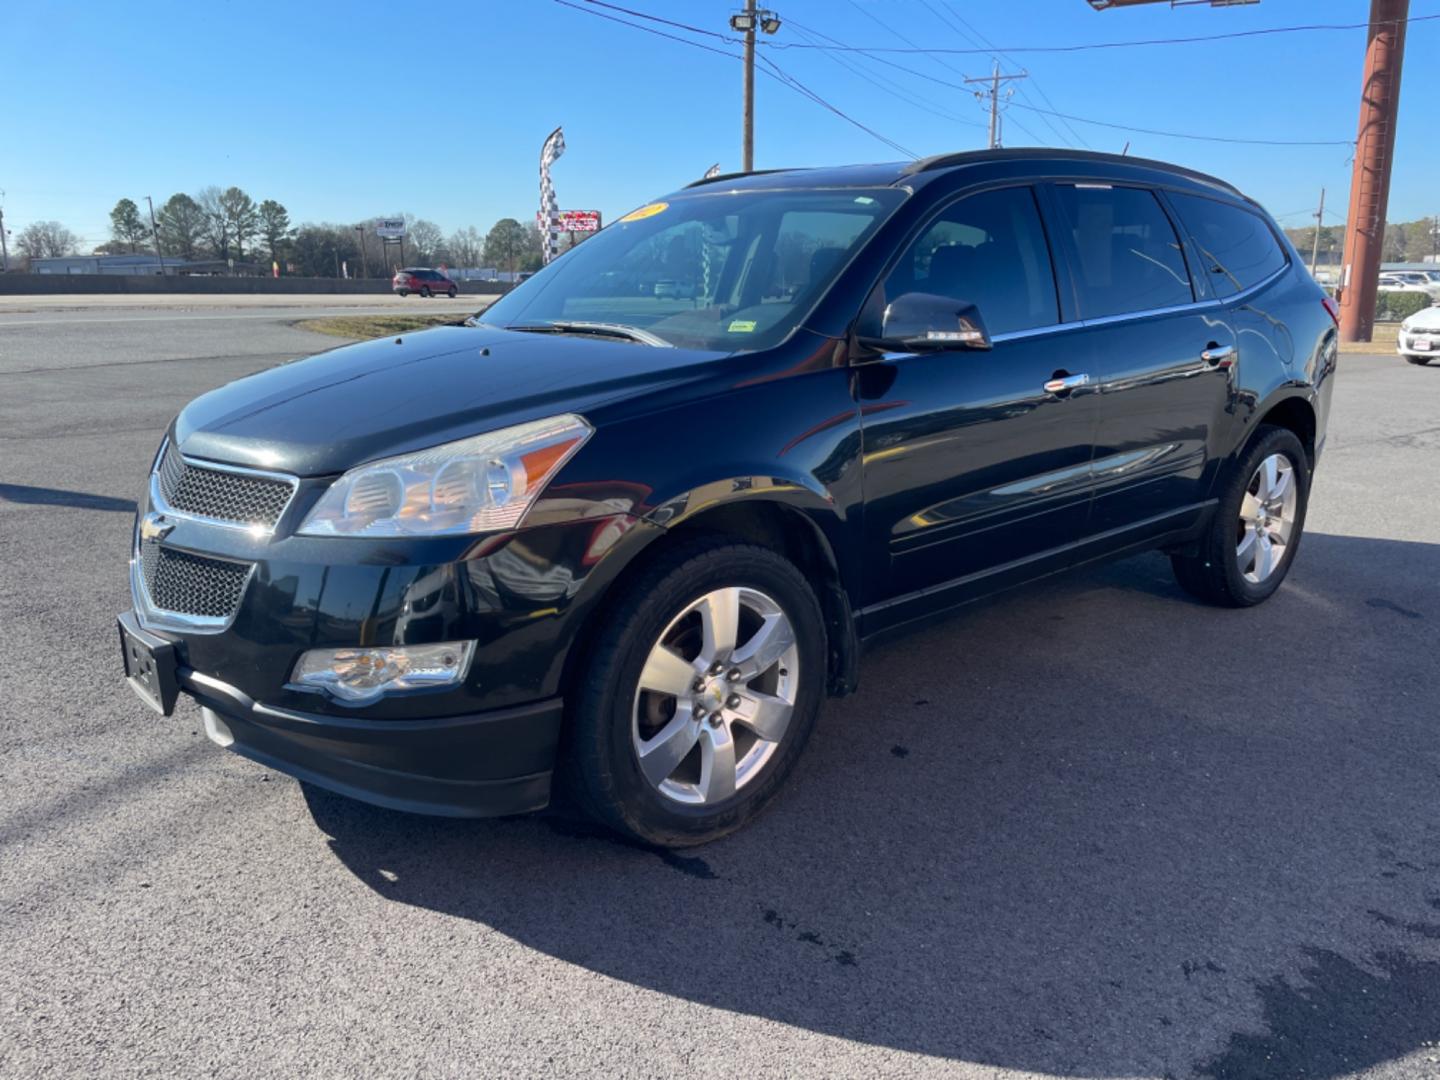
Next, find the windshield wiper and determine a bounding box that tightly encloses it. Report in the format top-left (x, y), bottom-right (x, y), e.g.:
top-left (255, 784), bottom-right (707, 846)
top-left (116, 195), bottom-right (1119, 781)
top-left (505, 321), bottom-right (673, 348)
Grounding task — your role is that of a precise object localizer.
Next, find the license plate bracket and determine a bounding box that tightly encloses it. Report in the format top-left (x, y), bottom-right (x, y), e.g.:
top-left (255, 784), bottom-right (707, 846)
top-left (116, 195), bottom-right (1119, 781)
top-left (118, 613), bottom-right (180, 716)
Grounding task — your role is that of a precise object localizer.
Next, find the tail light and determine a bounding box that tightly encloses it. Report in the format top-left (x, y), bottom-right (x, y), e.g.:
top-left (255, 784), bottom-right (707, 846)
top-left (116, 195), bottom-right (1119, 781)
top-left (1322, 296), bottom-right (1340, 326)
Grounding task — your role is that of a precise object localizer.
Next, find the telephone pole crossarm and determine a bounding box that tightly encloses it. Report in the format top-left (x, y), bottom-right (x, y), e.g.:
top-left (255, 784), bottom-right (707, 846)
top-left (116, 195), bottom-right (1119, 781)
top-left (964, 62), bottom-right (1028, 149)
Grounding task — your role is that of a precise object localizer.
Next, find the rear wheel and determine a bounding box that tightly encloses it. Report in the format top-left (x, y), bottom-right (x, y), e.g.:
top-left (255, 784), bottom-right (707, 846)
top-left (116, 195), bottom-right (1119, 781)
top-left (562, 539), bottom-right (826, 847)
top-left (1171, 425), bottom-right (1310, 607)
top-left (397, 289), bottom-right (409, 298)
top-left (420, 286), bottom-right (432, 298)
top-left (1404, 355), bottom-right (1431, 366)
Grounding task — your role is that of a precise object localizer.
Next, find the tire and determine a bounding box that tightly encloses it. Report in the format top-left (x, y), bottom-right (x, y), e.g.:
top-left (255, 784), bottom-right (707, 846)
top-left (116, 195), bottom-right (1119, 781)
top-left (561, 538), bottom-right (827, 847)
top-left (1404, 355), bottom-right (1431, 366)
top-left (1170, 425), bottom-right (1310, 608)
top-left (397, 290), bottom-right (409, 298)
top-left (447, 287), bottom-right (457, 299)
top-left (420, 286), bottom-right (431, 298)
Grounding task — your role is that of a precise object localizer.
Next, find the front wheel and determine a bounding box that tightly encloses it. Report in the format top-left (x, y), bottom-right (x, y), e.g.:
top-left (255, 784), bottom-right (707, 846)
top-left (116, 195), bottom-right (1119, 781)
top-left (1404, 355), bottom-right (1431, 366)
top-left (1171, 425), bottom-right (1310, 607)
top-left (447, 287), bottom-right (457, 299)
top-left (396, 289), bottom-right (409, 298)
top-left (419, 286), bottom-right (432, 298)
top-left (562, 539), bottom-right (826, 847)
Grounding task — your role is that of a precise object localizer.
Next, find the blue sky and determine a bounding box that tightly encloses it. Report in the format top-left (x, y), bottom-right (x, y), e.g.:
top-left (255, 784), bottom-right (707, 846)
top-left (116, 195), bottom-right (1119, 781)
top-left (2, 0), bottom-right (1436, 250)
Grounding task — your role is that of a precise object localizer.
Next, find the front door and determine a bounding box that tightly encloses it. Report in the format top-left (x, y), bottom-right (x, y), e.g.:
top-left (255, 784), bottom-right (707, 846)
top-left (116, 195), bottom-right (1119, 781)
top-left (856, 185), bottom-right (1101, 632)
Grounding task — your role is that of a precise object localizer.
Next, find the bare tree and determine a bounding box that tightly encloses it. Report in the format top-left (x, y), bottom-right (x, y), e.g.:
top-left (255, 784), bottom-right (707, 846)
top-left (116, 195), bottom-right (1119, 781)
top-left (407, 218), bottom-right (444, 265)
top-left (447, 226), bottom-right (485, 268)
top-left (196, 185), bottom-right (230, 260)
top-left (16, 221), bottom-right (80, 260)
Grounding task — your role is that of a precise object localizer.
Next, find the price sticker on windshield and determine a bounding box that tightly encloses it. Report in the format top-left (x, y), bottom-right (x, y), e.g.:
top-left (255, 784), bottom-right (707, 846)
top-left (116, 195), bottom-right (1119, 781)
top-left (619, 202), bottom-right (668, 223)
top-left (728, 320), bottom-right (757, 333)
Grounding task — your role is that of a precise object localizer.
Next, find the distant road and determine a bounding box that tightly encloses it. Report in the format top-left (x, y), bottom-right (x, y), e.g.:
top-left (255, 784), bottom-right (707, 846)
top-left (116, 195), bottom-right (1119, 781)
top-left (0, 291), bottom-right (495, 317)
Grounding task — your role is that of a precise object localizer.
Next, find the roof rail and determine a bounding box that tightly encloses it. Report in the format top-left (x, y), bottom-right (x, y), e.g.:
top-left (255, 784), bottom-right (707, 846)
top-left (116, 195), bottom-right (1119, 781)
top-left (900, 147), bottom-right (1240, 196)
top-left (684, 167), bottom-right (796, 189)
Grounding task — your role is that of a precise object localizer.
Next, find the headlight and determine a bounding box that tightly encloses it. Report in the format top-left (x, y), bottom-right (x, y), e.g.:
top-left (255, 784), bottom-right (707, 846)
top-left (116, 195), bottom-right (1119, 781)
top-left (298, 415), bottom-right (592, 537)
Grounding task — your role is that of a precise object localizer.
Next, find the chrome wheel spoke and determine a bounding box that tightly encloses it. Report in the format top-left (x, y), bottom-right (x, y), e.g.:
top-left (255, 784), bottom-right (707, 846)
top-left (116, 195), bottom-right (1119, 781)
top-left (697, 722), bottom-right (737, 803)
top-left (640, 644), bottom-right (699, 697)
top-left (731, 689), bottom-right (792, 742)
top-left (1267, 464), bottom-right (1292, 505)
top-left (636, 708), bottom-right (699, 788)
top-left (1257, 455), bottom-right (1279, 501)
top-left (1236, 525), bottom-right (1258, 572)
top-left (697, 587), bottom-right (741, 662)
top-left (1253, 532), bottom-right (1276, 582)
top-left (731, 612), bottom-right (795, 679)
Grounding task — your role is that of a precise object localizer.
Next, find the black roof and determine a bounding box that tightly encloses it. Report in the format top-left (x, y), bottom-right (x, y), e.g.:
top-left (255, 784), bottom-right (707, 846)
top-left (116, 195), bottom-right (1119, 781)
top-left (684, 147), bottom-right (1241, 199)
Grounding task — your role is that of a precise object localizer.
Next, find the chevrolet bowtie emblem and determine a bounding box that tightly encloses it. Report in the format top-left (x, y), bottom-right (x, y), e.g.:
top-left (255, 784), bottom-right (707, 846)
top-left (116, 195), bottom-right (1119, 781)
top-left (140, 512), bottom-right (175, 543)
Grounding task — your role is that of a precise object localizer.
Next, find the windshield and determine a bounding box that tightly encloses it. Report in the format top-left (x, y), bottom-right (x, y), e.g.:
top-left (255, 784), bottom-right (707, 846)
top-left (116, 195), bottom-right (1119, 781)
top-left (481, 187), bottom-right (905, 350)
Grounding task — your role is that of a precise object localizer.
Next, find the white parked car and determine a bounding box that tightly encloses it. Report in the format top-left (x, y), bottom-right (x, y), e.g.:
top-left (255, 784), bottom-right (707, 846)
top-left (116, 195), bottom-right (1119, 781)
top-left (1397, 304), bottom-right (1440, 365)
top-left (1379, 272), bottom-right (1440, 300)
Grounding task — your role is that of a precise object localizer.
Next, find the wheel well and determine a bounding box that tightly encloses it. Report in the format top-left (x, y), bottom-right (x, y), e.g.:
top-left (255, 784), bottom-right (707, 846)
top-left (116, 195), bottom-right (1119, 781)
top-left (1257, 396), bottom-right (1317, 465)
top-left (562, 501), bottom-right (859, 701)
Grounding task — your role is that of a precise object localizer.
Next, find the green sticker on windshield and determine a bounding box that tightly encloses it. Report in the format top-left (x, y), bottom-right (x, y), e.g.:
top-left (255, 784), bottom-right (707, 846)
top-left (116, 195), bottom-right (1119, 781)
top-left (728, 319), bottom-right (757, 333)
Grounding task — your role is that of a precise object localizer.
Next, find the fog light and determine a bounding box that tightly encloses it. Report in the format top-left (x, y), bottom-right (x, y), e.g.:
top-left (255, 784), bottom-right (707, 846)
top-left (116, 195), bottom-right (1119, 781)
top-left (289, 642), bottom-right (475, 704)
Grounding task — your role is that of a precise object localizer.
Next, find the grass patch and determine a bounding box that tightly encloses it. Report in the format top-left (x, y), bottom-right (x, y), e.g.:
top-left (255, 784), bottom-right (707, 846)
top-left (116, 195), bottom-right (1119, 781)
top-left (1339, 323), bottom-right (1397, 355)
top-left (295, 313), bottom-right (467, 340)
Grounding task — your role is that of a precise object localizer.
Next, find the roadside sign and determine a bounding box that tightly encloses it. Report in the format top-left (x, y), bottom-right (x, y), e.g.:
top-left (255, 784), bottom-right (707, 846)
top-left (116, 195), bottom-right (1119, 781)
top-left (375, 218), bottom-right (407, 239)
top-left (555, 210), bottom-right (601, 233)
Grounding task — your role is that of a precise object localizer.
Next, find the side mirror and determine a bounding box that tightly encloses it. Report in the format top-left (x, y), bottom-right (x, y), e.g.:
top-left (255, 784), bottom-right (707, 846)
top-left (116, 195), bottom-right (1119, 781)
top-left (867, 292), bottom-right (992, 352)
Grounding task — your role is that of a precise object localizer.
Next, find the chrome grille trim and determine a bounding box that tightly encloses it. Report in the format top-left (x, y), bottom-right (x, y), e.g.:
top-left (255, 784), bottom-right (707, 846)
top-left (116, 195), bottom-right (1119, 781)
top-left (130, 538), bottom-right (255, 634)
top-left (151, 439), bottom-right (299, 534)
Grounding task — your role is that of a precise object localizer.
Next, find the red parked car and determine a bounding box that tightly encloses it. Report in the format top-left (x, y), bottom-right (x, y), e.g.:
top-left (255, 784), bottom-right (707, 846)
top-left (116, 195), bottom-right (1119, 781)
top-left (393, 267), bottom-right (458, 298)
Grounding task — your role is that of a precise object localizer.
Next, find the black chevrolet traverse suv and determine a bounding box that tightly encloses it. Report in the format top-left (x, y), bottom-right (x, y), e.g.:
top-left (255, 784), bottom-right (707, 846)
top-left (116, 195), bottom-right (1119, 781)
top-left (119, 150), bottom-right (1337, 847)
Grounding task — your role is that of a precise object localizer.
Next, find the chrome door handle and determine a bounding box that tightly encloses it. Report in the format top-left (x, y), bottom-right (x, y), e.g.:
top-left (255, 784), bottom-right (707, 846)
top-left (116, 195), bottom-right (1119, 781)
top-left (1043, 372), bottom-right (1091, 395)
top-left (1201, 344), bottom-right (1236, 365)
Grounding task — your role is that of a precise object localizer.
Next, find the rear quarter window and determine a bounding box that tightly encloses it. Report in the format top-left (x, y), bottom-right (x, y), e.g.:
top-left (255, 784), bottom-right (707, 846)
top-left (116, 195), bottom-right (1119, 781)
top-left (1167, 192), bottom-right (1288, 298)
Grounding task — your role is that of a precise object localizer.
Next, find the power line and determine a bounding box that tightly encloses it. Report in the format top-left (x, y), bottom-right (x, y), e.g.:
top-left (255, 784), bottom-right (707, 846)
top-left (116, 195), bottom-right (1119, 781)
top-left (1004, 99), bottom-right (1355, 148)
top-left (553, 0), bottom-right (918, 159)
top-left (758, 13), bottom-right (1440, 56)
top-left (754, 52), bottom-right (919, 158)
top-left (813, 44), bottom-right (1354, 149)
top-left (926, 0), bottom-right (1090, 149)
top-left (784, 17), bottom-right (984, 130)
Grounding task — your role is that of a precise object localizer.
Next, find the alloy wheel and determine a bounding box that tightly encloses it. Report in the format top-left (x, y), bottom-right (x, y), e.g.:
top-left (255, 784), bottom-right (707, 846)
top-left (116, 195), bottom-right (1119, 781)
top-left (631, 586), bottom-right (799, 806)
top-left (1236, 452), bottom-right (1297, 585)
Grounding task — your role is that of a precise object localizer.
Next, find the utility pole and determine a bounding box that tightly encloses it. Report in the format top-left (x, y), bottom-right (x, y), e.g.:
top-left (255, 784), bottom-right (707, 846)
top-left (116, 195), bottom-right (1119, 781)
top-left (1310, 188), bottom-right (1326, 277)
top-left (145, 195), bottom-right (165, 273)
top-left (0, 205), bottom-right (8, 274)
top-left (355, 225), bottom-right (368, 279)
top-left (965, 61), bottom-right (1028, 149)
top-left (730, 2), bottom-right (781, 172)
top-left (1338, 0), bottom-right (1409, 343)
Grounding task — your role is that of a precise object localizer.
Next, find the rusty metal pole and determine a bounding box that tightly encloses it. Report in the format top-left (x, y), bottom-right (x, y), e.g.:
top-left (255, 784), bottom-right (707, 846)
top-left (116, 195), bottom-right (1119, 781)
top-left (1338, 0), bottom-right (1409, 343)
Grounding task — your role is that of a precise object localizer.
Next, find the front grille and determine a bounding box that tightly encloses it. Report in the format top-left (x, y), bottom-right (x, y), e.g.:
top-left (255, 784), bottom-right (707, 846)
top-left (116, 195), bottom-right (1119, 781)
top-left (156, 442), bottom-right (294, 529)
top-left (139, 538), bottom-right (252, 619)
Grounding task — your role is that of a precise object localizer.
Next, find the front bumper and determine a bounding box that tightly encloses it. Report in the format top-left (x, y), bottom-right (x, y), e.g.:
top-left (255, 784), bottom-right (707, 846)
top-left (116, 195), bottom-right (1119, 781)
top-left (184, 661), bottom-right (563, 817)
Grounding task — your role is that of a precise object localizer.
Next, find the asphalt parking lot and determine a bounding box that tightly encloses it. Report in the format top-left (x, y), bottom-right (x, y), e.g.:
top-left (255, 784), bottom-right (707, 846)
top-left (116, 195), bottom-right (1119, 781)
top-left (2, 301), bottom-right (1438, 1079)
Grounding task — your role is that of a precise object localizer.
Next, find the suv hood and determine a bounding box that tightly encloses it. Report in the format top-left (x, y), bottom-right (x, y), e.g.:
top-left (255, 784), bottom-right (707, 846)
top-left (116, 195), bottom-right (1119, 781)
top-left (173, 324), bottom-right (730, 476)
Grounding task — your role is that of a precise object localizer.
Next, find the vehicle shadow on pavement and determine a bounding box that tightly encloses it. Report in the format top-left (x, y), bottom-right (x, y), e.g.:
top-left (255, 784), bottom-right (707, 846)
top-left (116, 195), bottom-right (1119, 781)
top-left (302, 532), bottom-right (1440, 1078)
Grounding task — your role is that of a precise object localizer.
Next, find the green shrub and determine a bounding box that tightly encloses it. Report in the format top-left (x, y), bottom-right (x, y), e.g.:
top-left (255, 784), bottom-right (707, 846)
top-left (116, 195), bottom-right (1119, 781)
top-left (1377, 290), bottom-right (1433, 322)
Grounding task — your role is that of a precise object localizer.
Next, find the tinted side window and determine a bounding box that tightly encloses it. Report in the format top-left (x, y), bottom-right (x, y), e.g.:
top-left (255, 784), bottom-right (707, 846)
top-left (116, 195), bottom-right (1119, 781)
top-left (1053, 185), bottom-right (1193, 318)
top-left (885, 186), bottom-right (1058, 336)
top-left (1168, 192), bottom-right (1287, 297)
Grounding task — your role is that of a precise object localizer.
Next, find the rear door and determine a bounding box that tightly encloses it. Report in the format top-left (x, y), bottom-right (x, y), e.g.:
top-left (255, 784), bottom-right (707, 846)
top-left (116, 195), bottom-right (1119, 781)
top-left (857, 184), bottom-right (1101, 627)
top-left (1048, 182), bottom-right (1237, 539)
